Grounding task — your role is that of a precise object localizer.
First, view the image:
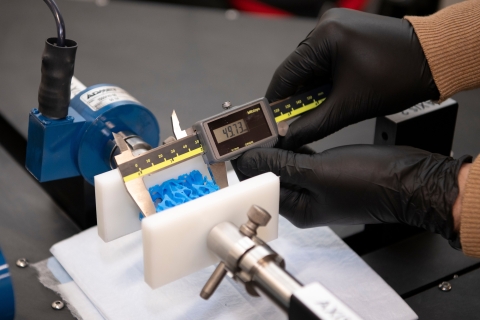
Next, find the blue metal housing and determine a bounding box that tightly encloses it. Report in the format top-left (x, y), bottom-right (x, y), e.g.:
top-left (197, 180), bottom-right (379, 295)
top-left (26, 84), bottom-right (160, 184)
top-left (0, 248), bottom-right (15, 320)
top-left (26, 107), bottom-right (86, 182)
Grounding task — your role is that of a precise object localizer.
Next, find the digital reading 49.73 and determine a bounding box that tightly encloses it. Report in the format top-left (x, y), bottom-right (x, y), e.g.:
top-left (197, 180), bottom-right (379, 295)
top-left (213, 119), bottom-right (248, 143)
top-left (117, 86), bottom-right (329, 184)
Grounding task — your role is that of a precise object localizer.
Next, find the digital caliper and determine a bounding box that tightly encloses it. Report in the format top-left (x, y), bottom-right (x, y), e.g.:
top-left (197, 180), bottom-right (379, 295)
top-left (113, 85), bottom-right (330, 217)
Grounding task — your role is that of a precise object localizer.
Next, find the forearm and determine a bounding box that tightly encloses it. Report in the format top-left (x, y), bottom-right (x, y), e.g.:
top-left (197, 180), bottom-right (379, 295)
top-left (458, 155), bottom-right (480, 257)
top-left (453, 163), bottom-right (471, 231)
top-left (405, 0), bottom-right (480, 101)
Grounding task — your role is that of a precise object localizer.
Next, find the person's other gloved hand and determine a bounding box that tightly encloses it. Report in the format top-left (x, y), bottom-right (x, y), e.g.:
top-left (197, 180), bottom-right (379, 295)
top-left (236, 145), bottom-right (471, 246)
top-left (267, 9), bottom-right (440, 150)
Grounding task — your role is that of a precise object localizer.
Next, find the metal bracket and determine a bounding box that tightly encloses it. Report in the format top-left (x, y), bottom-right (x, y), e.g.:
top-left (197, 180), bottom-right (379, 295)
top-left (200, 205), bottom-right (272, 299)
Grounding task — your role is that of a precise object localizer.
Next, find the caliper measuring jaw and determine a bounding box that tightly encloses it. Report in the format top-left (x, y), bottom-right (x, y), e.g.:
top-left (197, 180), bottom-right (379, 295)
top-left (112, 130), bottom-right (227, 218)
top-left (171, 109), bottom-right (229, 189)
top-left (113, 132), bottom-right (157, 217)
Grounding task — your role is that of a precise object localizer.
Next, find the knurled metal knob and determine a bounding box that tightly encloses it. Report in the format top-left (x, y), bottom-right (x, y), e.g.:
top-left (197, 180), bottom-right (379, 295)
top-left (240, 205), bottom-right (271, 238)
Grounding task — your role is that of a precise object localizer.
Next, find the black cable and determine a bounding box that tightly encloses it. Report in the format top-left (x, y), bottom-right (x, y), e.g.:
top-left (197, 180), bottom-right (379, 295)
top-left (43, 0), bottom-right (66, 47)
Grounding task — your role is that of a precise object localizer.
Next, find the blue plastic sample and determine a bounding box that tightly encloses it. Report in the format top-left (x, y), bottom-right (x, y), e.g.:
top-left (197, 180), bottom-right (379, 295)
top-left (142, 170), bottom-right (219, 218)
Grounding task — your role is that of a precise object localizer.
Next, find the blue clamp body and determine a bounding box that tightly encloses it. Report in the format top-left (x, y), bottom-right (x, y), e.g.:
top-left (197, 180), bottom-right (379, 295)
top-left (0, 247), bottom-right (15, 320)
top-left (26, 84), bottom-right (160, 184)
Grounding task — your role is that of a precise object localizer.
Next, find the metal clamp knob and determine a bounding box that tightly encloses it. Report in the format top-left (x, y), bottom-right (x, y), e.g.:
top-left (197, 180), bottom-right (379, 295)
top-left (240, 205), bottom-right (271, 238)
top-left (200, 205), bottom-right (272, 300)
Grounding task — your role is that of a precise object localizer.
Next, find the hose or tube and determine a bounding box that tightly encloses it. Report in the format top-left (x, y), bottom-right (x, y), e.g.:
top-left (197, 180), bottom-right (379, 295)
top-left (43, 0), bottom-right (66, 47)
top-left (38, 38), bottom-right (77, 118)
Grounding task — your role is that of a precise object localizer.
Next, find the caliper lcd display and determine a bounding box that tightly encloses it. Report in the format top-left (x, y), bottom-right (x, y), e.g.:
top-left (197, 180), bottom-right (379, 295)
top-left (207, 104), bottom-right (272, 156)
top-left (212, 119), bottom-right (249, 143)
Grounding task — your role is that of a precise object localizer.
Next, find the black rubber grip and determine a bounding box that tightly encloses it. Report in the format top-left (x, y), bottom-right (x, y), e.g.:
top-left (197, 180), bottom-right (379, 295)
top-left (38, 37), bottom-right (77, 119)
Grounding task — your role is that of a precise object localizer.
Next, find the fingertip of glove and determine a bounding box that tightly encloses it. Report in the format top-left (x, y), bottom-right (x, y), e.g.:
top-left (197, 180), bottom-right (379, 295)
top-left (237, 148), bottom-right (285, 176)
top-left (236, 149), bottom-right (264, 175)
top-left (265, 86), bottom-right (290, 104)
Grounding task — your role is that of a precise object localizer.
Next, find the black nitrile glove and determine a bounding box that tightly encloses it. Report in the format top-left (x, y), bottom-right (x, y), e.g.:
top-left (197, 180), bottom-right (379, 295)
top-left (267, 9), bottom-right (440, 150)
top-left (236, 145), bottom-right (471, 247)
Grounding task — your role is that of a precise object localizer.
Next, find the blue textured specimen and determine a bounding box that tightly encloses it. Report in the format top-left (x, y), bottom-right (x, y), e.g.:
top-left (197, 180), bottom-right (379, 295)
top-left (143, 170), bottom-right (219, 218)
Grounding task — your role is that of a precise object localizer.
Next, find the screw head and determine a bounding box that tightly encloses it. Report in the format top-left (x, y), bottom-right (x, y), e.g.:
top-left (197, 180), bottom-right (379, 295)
top-left (222, 101), bottom-right (232, 110)
top-left (31, 108), bottom-right (39, 114)
top-left (51, 300), bottom-right (65, 310)
top-left (438, 281), bottom-right (452, 292)
top-left (16, 258), bottom-right (29, 268)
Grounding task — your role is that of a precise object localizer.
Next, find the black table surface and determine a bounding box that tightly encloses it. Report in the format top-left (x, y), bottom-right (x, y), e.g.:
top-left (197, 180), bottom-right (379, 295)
top-left (0, 143), bottom-right (80, 319)
top-left (0, 0), bottom-right (479, 319)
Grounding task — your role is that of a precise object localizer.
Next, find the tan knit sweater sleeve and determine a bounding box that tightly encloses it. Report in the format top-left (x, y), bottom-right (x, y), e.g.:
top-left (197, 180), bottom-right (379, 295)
top-left (460, 156), bottom-right (480, 257)
top-left (407, 2), bottom-right (480, 258)
top-left (405, 0), bottom-right (480, 101)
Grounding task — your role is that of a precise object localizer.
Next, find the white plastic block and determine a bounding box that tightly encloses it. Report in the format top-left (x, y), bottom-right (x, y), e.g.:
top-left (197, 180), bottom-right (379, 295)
top-left (95, 156), bottom-right (211, 242)
top-left (142, 172), bottom-right (279, 289)
top-left (95, 169), bottom-right (140, 242)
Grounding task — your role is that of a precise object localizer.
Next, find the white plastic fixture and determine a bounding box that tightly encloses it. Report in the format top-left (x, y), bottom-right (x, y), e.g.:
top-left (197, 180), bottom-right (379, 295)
top-left (142, 172), bottom-right (279, 289)
top-left (95, 156), bottom-right (279, 288)
top-left (95, 156), bottom-right (210, 242)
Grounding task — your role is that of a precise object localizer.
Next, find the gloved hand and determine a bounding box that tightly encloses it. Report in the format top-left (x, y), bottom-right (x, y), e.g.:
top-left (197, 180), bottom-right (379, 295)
top-left (267, 8), bottom-right (440, 150)
top-left (236, 145), bottom-right (471, 246)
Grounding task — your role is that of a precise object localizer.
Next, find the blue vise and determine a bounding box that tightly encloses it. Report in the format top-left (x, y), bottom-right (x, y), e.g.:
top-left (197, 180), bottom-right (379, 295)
top-left (26, 39), bottom-right (159, 184)
top-left (26, 83), bottom-right (160, 184)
